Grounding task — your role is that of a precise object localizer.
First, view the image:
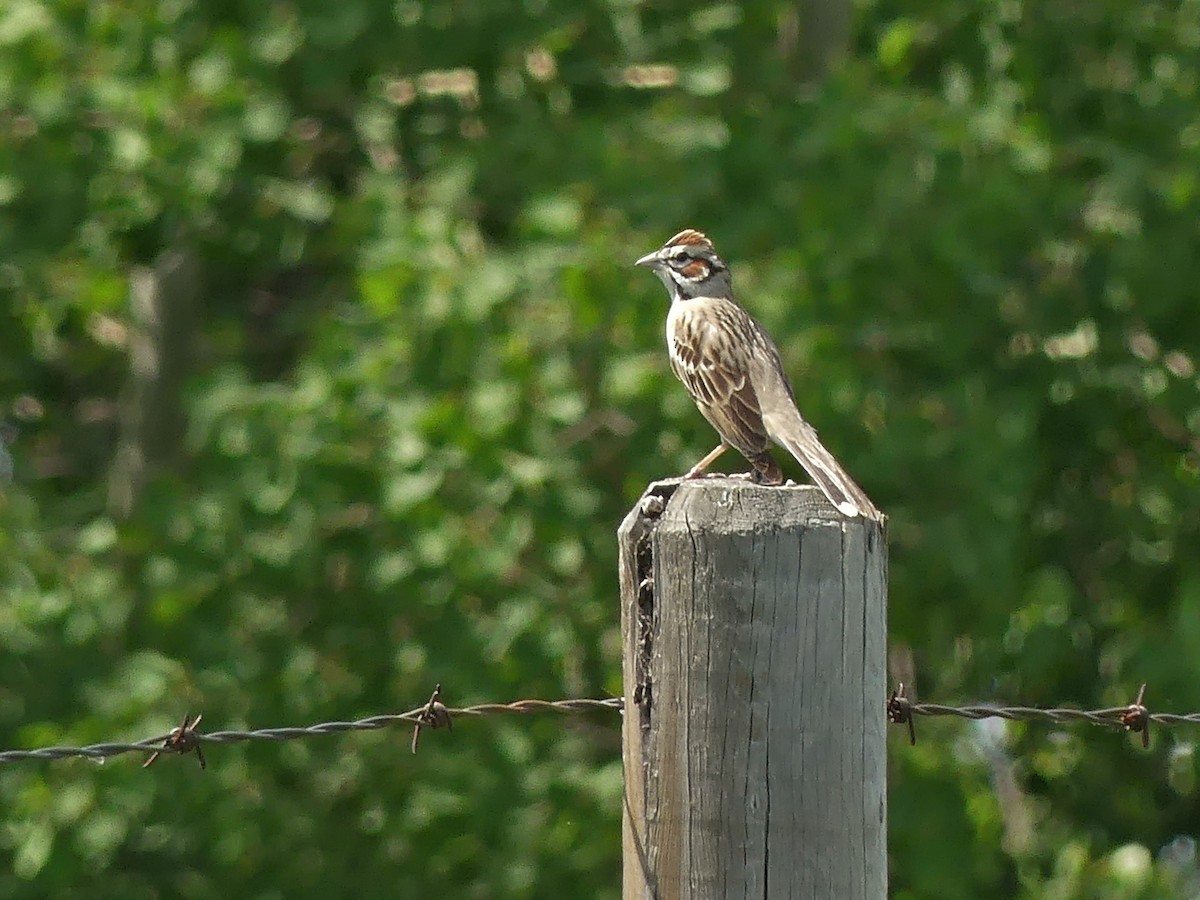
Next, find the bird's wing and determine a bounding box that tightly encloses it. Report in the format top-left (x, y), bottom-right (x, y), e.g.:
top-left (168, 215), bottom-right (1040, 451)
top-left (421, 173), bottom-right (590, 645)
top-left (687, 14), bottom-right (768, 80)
top-left (668, 301), bottom-right (771, 455)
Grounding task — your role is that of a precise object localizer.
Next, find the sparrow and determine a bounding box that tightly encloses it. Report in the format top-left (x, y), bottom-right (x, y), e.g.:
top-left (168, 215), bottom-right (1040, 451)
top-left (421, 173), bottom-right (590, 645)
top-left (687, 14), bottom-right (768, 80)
top-left (635, 229), bottom-right (879, 519)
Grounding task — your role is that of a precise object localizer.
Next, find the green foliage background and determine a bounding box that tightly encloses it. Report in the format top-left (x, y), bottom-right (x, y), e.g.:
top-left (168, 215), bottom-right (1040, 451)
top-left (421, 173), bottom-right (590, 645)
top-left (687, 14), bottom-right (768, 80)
top-left (2, 0), bottom-right (1199, 896)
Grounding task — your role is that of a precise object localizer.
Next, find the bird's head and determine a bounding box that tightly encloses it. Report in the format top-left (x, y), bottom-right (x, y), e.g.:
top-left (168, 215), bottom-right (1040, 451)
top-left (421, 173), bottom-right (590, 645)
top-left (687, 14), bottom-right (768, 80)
top-left (635, 229), bottom-right (732, 300)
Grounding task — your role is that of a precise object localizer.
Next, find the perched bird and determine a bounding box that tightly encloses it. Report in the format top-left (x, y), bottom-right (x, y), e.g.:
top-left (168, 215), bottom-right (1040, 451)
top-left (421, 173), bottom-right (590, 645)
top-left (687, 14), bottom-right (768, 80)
top-left (635, 229), bottom-right (878, 519)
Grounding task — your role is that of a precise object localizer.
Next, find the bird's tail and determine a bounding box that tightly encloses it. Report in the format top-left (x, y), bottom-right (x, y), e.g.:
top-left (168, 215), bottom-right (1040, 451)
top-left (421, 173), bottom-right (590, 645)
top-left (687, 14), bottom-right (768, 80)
top-left (772, 419), bottom-right (879, 519)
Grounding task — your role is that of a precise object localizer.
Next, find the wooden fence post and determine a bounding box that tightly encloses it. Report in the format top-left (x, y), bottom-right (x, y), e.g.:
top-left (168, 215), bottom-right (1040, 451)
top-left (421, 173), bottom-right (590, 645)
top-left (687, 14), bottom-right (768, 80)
top-left (619, 479), bottom-right (887, 898)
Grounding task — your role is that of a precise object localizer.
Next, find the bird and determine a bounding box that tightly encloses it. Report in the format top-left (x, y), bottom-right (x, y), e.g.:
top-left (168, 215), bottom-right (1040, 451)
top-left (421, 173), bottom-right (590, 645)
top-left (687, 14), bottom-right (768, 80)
top-left (635, 229), bottom-right (879, 519)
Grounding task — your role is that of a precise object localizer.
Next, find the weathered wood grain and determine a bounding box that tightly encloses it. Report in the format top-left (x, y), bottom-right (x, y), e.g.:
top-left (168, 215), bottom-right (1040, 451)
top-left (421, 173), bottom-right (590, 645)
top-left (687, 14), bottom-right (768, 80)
top-left (620, 478), bottom-right (887, 898)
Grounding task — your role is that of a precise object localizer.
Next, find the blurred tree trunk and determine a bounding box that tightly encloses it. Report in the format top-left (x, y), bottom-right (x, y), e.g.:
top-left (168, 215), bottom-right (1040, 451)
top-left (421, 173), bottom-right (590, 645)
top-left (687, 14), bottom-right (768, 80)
top-left (783, 0), bottom-right (851, 83)
top-left (108, 249), bottom-right (199, 518)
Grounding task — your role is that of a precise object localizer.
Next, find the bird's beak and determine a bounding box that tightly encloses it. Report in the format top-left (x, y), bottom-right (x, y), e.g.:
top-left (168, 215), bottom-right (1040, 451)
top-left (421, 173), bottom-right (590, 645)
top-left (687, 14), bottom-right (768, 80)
top-left (634, 249), bottom-right (662, 269)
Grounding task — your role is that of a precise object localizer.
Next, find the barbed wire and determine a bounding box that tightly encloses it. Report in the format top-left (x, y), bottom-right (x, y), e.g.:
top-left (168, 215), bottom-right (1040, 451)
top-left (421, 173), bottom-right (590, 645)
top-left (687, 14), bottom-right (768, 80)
top-left (885, 682), bottom-right (1200, 748)
top-left (0, 685), bottom-right (623, 769)
top-left (2, 681), bottom-right (1195, 769)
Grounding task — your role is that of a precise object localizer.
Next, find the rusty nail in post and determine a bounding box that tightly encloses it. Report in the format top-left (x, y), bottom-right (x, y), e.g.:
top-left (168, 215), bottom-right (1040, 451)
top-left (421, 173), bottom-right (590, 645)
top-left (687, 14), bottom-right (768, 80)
top-left (887, 683), bottom-right (917, 746)
top-left (411, 684), bottom-right (452, 755)
top-left (1120, 683), bottom-right (1150, 749)
top-left (144, 713), bottom-right (206, 770)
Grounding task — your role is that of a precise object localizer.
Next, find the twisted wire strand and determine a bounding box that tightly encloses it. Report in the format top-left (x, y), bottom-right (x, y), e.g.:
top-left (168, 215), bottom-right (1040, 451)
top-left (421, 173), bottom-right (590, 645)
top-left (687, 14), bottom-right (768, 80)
top-left (907, 704), bottom-right (1199, 727)
top-left (0, 697), bottom-right (624, 765)
top-left (5, 692), bottom-right (1199, 767)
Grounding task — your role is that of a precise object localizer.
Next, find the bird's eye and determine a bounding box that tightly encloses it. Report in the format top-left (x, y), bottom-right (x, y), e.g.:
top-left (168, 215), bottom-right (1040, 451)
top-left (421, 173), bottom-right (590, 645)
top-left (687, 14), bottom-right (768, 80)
top-left (672, 250), bottom-right (689, 263)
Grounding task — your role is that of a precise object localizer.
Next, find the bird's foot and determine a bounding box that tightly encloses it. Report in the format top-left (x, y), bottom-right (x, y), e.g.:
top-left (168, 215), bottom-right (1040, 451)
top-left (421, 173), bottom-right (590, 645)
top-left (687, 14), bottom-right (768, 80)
top-left (748, 467), bottom-right (784, 486)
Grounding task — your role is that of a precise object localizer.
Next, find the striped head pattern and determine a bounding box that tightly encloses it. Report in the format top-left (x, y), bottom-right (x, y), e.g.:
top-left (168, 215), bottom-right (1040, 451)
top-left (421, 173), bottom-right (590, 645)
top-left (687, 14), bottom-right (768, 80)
top-left (635, 229), bottom-right (732, 300)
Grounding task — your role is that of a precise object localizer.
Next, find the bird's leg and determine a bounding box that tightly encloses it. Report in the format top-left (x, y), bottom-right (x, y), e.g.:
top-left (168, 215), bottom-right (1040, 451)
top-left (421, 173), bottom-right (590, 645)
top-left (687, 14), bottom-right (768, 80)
top-left (683, 443), bottom-right (727, 479)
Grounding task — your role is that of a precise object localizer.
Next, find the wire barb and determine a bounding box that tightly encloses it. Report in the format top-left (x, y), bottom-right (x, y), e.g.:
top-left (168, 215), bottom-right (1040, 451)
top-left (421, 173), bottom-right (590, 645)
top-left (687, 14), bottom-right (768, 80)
top-left (142, 713), bottom-right (206, 770)
top-left (411, 684), bottom-right (452, 754)
top-left (887, 683), bottom-right (917, 746)
top-left (1120, 683), bottom-right (1150, 749)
